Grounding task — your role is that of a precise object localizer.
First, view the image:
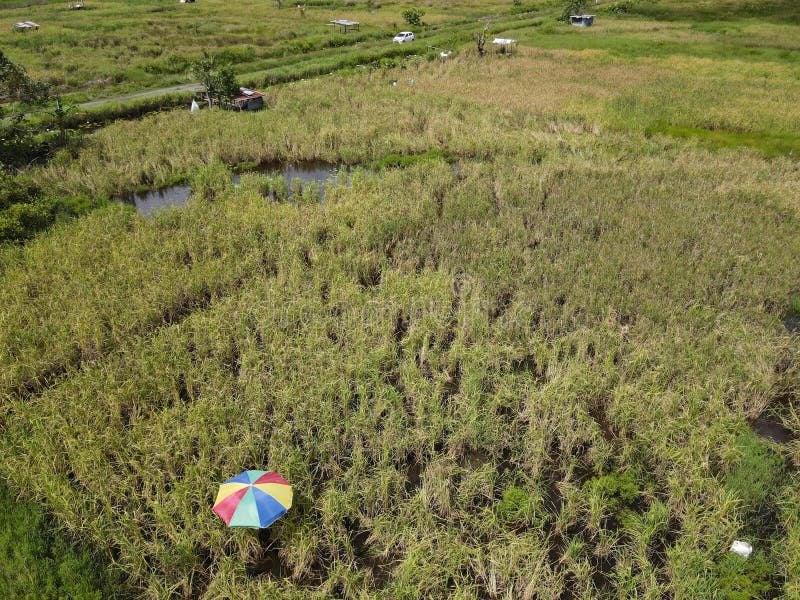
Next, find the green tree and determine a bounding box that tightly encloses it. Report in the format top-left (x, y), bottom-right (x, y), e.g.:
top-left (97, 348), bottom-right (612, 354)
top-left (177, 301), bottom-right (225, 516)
top-left (0, 50), bottom-right (49, 114)
top-left (214, 65), bottom-right (239, 105)
top-left (560, 0), bottom-right (587, 21)
top-left (49, 97), bottom-right (75, 146)
top-left (0, 51), bottom-right (49, 165)
top-left (191, 53), bottom-right (239, 108)
top-left (402, 7), bottom-right (424, 26)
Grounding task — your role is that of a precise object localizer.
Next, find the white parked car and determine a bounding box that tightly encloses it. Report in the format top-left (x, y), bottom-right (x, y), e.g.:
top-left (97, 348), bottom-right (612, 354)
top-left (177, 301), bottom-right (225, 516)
top-left (393, 31), bottom-right (414, 43)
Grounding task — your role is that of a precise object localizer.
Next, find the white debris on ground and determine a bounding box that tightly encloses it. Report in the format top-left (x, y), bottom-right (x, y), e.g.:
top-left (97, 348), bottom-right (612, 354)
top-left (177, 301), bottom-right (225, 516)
top-left (730, 540), bottom-right (753, 558)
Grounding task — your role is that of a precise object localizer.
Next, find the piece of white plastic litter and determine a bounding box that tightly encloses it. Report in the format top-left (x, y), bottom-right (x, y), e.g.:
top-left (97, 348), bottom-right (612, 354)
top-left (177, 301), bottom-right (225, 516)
top-left (730, 540), bottom-right (753, 558)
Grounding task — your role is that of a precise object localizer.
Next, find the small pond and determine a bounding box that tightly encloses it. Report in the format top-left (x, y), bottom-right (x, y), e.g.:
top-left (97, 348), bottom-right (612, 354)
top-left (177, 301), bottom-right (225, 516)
top-left (118, 161), bottom-right (346, 216)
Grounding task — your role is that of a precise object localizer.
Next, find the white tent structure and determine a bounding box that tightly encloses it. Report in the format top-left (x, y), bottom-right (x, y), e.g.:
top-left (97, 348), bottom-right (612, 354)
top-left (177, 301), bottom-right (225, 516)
top-left (492, 38), bottom-right (517, 55)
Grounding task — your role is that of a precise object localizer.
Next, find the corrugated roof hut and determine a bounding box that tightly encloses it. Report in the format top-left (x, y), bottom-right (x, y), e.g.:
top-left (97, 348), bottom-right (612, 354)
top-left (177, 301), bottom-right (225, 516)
top-left (231, 88), bottom-right (264, 111)
top-left (570, 14), bottom-right (595, 27)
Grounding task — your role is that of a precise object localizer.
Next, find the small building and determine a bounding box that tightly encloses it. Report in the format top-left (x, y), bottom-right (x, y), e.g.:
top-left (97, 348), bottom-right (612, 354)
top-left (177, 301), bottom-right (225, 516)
top-left (13, 21), bottom-right (40, 31)
top-left (198, 87), bottom-right (265, 111)
top-left (492, 38), bottom-right (517, 55)
top-left (330, 19), bottom-right (360, 33)
top-left (231, 88), bottom-right (264, 111)
top-left (570, 14), bottom-right (595, 27)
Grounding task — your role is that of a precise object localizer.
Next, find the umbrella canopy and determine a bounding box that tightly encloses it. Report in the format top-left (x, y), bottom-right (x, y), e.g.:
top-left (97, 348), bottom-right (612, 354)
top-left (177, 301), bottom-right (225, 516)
top-left (212, 470), bottom-right (292, 528)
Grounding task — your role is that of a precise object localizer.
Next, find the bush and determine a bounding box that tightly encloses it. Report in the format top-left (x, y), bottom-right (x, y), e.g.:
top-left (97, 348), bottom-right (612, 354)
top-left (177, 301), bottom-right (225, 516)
top-left (715, 552), bottom-right (773, 600)
top-left (496, 486), bottom-right (543, 527)
top-left (583, 472), bottom-right (640, 513)
top-left (402, 7), bottom-right (424, 26)
top-left (0, 193), bottom-right (99, 244)
top-left (0, 200), bottom-right (55, 244)
top-left (236, 172), bottom-right (273, 198)
top-left (606, 0), bottom-right (640, 14)
top-left (0, 170), bottom-right (40, 210)
top-left (0, 168), bottom-right (101, 243)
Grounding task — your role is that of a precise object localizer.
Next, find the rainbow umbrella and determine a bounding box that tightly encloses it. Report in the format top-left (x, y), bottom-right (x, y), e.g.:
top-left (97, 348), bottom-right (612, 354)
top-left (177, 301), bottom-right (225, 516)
top-left (212, 470), bottom-right (293, 528)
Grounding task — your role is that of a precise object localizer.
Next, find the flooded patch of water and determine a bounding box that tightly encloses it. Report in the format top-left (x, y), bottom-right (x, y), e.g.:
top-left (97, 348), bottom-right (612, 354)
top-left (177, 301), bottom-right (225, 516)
top-left (119, 185), bottom-right (192, 217)
top-left (118, 161), bottom-right (346, 216)
top-left (233, 160), bottom-right (348, 203)
top-left (751, 414), bottom-right (794, 444)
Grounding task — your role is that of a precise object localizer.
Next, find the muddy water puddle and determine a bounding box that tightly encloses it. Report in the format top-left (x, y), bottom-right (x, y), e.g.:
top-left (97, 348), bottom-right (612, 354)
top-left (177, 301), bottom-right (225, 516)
top-left (751, 414), bottom-right (794, 444)
top-left (118, 161), bottom-right (346, 216)
top-left (784, 314), bottom-right (800, 334)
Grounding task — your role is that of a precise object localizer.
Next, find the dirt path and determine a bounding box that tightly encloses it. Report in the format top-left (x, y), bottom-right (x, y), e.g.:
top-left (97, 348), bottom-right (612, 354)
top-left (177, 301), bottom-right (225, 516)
top-left (77, 83), bottom-right (203, 108)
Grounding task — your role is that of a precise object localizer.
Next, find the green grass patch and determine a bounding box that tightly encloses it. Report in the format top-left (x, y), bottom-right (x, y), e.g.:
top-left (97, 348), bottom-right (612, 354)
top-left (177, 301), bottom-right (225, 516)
top-left (370, 148), bottom-right (455, 169)
top-left (496, 486), bottom-right (545, 528)
top-left (582, 471), bottom-right (640, 514)
top-left (715, 551), bottom-right (774, 600)
top-left (724, 431), bottom-right (785, 519)
top-left (0, 484), bottom-right (119, 599)
top-left (649, 125), bottom-right (800, 158)
top-left (627, 0), bottom-right (800, 24)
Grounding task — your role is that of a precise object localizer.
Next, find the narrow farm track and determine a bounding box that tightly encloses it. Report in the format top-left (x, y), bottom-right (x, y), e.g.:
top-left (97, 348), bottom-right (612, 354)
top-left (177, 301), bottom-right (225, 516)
top-left (77, 83), bottom-right (204, 109)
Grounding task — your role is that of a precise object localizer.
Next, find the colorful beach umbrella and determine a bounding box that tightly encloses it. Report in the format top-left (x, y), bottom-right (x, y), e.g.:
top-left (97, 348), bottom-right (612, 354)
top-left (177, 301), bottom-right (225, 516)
top-left (212, 470), bottom-right (293, 528)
